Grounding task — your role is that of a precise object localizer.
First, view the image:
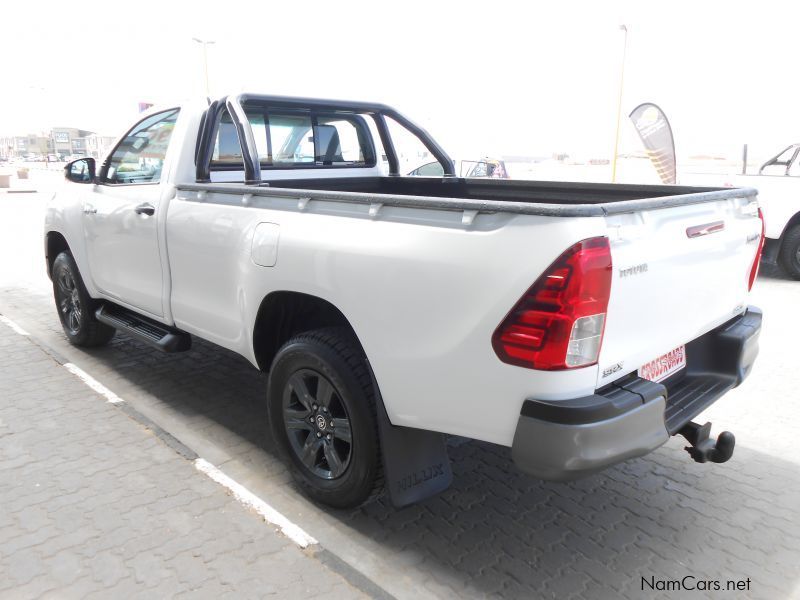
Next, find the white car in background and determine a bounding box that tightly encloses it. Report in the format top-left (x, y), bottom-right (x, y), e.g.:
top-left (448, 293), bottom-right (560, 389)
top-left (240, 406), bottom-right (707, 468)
top-left (714, 144), bottom-right (800, 279)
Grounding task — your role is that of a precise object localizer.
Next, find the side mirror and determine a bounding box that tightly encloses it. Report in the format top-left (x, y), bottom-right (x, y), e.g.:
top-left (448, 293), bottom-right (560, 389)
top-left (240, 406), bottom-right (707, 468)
top-left (64, 158), bottom-right (96, 183)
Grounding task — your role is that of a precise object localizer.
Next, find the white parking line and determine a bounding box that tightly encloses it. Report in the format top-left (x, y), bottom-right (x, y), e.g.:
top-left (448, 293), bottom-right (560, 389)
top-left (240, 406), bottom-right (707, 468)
top-left (194, 458), bottom-right (318, 549)
top-left (63, 363), bottom-right (125, 404)
top-left (0, 315), bottom-right (29, 336)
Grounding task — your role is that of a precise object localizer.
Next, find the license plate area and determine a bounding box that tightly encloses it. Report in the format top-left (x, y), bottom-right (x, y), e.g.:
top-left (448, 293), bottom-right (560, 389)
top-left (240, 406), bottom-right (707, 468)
top-left (638, 345), bottom-right (686, 383)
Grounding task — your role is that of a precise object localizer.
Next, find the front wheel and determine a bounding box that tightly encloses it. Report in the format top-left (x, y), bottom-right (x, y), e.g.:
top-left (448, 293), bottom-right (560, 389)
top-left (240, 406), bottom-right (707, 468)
top-left (267, 328), bottom-right (382, 508)
top-left (51, 252), bottom-right (115, 347)
top-left (779, 225), bottom-right (800, 280)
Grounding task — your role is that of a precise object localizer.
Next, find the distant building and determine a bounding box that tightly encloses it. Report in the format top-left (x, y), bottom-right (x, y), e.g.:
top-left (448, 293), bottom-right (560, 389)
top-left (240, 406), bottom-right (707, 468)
top-left (51, 127), bottom-right (95, 159)
top-left (84, 133), bottom-right (117, 160)
top-left (1, 128), bottom-right (98, 160)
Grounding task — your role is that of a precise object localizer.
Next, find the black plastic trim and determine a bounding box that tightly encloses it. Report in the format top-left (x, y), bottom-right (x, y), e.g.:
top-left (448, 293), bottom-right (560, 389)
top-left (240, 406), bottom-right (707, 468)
top-left (95, 304), bottom-right (191, 353)
top-left (663, 306), bottom-right (762, 433)
top-left (521, 306), bottom-right (761, 431)
top-left (176, 180), bottom-right (756, 219)
top-left (521, 378), bottom-right (665, 426)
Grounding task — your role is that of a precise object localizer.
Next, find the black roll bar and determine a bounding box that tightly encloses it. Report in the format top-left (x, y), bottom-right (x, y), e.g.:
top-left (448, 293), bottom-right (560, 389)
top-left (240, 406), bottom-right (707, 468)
top-left (195, 98), bottom-right (226, 183)
top-left (758, 143), bottom-right (800, 175)
top-left (195, 93), bottom-right (456, 183)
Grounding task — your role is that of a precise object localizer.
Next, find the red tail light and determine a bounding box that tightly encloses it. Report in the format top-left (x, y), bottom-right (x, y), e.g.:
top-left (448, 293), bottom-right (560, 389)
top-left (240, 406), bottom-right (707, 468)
top-left (747, 208), bottom-right (765, 291)
top-left (492, 237), bottom-right (613, 370)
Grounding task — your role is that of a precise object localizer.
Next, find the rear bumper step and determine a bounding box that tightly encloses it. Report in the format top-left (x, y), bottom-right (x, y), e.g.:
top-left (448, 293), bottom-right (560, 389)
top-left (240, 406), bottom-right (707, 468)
top-left (95, 304), bottom-right (191, 353)
top-left (511, 306), bottom-right (761, 480)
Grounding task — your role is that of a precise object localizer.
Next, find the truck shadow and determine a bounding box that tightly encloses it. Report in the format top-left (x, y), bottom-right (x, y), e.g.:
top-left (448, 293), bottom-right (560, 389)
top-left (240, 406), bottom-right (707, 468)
top-left (63, 326), bottom-right (798, 600)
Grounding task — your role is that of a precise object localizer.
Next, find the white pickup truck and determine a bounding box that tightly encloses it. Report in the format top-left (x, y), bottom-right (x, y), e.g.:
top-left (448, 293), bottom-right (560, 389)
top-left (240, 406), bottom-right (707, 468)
top-left (710, 144), bottom-right (800, 279)
top-left (46, 94), bottom-right (764, 508)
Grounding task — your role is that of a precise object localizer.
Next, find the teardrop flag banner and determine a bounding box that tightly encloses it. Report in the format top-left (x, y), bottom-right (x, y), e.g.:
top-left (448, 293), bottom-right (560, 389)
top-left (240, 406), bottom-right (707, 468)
top-left (629, 103), bottom-right (676, 184)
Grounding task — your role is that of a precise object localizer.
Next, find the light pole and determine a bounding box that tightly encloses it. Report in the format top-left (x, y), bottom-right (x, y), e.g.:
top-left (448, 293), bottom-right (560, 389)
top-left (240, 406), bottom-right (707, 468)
top-left (611, 24), bottom-right (628, 183)
top-left (192, 37), bottom-right (216, 97)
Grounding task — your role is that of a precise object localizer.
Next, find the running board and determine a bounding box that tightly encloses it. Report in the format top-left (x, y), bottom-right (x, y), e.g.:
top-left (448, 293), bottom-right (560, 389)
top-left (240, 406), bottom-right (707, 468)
top-left (95, 304), bottom-right (191, 352)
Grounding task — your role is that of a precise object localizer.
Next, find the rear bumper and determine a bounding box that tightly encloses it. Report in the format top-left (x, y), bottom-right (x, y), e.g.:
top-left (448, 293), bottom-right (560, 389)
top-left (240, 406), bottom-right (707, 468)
top-left (511, 306), bottom-right (762, 480)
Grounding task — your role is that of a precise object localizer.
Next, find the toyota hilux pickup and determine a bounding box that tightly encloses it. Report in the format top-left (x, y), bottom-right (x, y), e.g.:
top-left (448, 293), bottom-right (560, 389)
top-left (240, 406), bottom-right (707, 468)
top-left (46, 94), bottom-right (764, 508)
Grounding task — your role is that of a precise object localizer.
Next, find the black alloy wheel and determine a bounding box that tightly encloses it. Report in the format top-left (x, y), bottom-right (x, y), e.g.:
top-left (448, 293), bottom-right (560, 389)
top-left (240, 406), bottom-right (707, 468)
top-left (267, 327), bottom-right (382, 508)
top-left (282, 368), bottom-right (353, 480)
top-left (51, 252), bottom-right (115, 347)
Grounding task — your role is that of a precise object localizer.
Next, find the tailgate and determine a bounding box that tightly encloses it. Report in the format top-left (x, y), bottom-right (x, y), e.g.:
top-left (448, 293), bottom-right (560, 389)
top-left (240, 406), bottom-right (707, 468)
top-left (596, 193), bottom-right (762, 387)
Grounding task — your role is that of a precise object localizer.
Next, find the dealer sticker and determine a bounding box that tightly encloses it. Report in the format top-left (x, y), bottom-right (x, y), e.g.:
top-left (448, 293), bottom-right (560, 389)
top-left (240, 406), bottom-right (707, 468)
top-left (638, 345), bottom-right (686, 383)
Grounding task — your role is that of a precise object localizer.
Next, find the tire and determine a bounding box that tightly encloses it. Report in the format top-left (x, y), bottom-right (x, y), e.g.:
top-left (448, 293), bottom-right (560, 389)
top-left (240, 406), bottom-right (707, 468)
top-left (267, 327), bottom-right (383, 509)
top-left (51, 252), bottom-right (115, 347)
top-left (779, 225), bottom-right (800, 280)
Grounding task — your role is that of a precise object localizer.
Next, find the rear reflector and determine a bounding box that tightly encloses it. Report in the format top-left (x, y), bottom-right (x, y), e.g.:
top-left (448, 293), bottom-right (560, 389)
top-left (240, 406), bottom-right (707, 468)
top-left (748, 208), bottom-right (765, 291)
top-left (492, 237), bottom-right (613, 370)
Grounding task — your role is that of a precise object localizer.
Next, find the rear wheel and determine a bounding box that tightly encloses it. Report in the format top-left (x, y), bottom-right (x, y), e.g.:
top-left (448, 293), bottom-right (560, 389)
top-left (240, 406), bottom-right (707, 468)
top-left (52, 252), bottom-right (115, 347)
top-left (779, 225), bottom-right (800, 280)
top-left (267, 328), bottom-right (382, 508)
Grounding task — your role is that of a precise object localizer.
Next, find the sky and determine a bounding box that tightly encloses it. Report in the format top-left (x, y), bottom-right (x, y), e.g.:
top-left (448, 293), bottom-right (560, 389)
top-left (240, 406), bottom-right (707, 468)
top-left (3, 0), bottom-right (799, 161)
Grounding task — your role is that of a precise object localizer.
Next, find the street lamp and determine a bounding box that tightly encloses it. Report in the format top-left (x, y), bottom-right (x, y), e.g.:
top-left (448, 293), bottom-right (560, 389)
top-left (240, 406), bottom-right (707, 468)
top-left (611, 24), bottom-right (628, 183)
top-left (192, 37), bottom-right (216, 97)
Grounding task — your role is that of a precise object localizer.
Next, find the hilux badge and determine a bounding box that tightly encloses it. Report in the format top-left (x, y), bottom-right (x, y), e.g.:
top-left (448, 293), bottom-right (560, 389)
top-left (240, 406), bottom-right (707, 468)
top-left (619, 264), bottom-right (648, 277)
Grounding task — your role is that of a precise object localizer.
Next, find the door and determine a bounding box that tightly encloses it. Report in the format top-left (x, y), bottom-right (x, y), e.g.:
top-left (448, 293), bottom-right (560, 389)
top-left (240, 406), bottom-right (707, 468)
top-left (82, 108), bottom-right (179, 318)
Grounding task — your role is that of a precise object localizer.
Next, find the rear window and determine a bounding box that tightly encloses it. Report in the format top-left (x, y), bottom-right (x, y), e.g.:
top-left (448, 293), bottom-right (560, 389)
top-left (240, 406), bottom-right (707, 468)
top-left (211, 108), bottom-right (375, 170)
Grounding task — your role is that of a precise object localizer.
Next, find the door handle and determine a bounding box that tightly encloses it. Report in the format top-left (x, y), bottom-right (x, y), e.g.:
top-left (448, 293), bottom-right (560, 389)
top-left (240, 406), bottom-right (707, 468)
top-left (83, 204), bottom-right (97, 214)
top-left (134, 203), bottom-right (155, 216)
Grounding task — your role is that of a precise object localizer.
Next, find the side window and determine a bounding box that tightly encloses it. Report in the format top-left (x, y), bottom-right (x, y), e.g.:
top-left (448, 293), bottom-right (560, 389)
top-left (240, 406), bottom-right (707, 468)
top-left (105, 109), bottom-right (179, 184)
top-left (315, 117), bottom-right (368, 164)
top-left (385, 116), bottom-right (433, 175)
top-left (208, 108), bottom-right (376, 171)
top-left (212, 109), bottom-right (269, 164)
top-left (411, 161), bottom-right (445, 177)
top-left (270, 114), bottom-right (314, 164)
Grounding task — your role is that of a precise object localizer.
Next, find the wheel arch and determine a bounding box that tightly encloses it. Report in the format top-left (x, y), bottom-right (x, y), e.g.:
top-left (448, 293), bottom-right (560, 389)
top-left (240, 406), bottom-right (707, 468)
top-left (45, 231), bottom-right (72, 280)
top-left (779, 211), bottom-right (800, 243)
top-left (252, 290), bottom-right (365, 372)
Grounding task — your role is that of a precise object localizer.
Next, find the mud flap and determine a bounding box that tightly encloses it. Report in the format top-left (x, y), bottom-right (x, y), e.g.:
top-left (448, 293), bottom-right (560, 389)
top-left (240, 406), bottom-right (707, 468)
top-left (366, 361), bottom-right (452, 508)
top-left (376, 401), bottom-right (453, 508)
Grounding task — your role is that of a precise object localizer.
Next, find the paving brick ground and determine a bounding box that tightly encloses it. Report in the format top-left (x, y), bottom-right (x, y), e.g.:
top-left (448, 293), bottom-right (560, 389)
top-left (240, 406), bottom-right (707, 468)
top-left (2, 182), bottom-right (800, 599)
top-left (0, 323), bottom-right (366, 599)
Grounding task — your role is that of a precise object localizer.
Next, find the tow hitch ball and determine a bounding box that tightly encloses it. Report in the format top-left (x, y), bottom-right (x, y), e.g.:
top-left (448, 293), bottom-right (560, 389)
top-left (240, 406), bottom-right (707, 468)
top-left (677, 421), bottom-right (735, 464)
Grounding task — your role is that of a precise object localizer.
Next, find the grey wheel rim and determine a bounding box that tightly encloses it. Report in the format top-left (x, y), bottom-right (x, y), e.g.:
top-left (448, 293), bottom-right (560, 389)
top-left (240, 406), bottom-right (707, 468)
top-left (282, 368), bottom-right (353, 480)
top-left (56, 267), bottom-right (82, 335)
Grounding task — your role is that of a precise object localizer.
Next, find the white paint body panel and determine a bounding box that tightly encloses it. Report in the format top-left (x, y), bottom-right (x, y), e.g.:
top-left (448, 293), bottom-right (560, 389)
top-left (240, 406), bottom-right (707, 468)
top-left (727, 174), bottom-right (799, 241)
top-left (687, 172), bottom-right (799, 241)
top-left (45, 101), bottom-right (762, 447)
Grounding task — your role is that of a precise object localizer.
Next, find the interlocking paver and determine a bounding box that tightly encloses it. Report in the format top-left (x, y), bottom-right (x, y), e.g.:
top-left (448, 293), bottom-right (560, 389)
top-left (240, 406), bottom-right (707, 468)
top-left (0, 323), bottom-right (366, 598)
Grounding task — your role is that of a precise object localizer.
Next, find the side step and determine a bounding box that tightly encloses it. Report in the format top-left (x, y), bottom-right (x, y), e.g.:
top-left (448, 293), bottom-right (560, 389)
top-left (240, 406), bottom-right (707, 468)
top-left (95, 304), bottom-right (191, 352)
